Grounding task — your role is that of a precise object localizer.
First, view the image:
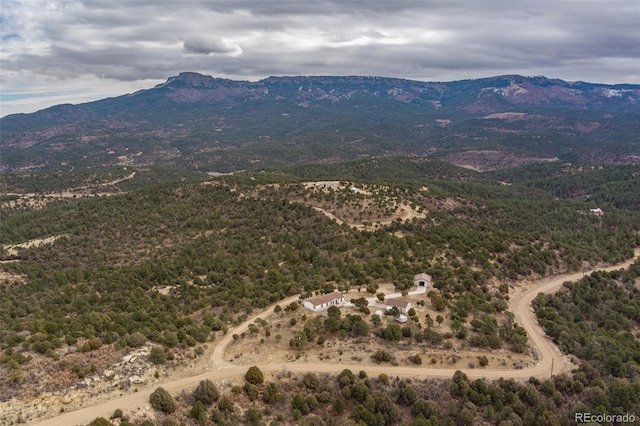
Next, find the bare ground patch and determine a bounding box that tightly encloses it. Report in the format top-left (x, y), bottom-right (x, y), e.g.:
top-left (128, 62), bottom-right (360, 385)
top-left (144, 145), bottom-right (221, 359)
top-left (445, 150), bottom-right (559, 172)
top-left (2, 235), bottom-right (67, 256)
top-left (224, 285), bottom-right (535, 373)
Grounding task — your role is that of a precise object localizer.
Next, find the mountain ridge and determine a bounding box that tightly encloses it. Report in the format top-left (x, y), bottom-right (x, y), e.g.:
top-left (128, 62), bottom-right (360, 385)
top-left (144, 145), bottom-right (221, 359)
top-left (1, 72), bottom-right (639, 173)
top-left (5, 72), bottom-right (639, 123)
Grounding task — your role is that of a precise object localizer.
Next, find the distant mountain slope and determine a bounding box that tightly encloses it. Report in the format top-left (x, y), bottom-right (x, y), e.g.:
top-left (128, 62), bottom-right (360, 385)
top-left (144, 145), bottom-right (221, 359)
top-left (1, 73), bottom-right (639, 173)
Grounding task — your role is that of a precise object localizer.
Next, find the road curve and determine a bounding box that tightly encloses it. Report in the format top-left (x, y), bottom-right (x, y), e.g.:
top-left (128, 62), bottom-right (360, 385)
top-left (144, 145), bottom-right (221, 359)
top-left (32, 249), bottom-right (639, 426)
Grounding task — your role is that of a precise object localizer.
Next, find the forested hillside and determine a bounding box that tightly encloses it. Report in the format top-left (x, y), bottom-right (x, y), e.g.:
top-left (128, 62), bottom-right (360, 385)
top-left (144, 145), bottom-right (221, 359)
top-left (534, 265), bottom-right (640, 380)
top-left (1, 156), bottom-right (639, 424)
top-left (2, 73), bottom-right (639, 173)
top-left (488, 163), bottom-right (640, 211)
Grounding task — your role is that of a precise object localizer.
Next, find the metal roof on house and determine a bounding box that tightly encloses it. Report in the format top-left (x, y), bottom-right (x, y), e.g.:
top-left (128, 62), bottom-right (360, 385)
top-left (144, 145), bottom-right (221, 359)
top-left (413, 273), bottom-right (432, 281)
top-left (305, 291), bottom-right (344, 306)
top-left (386, 298), bottom-right (410, 309)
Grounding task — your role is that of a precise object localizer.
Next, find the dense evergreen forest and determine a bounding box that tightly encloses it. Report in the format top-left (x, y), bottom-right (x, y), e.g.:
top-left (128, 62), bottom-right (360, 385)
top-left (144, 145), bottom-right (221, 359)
top-left (1, 156), bottom-right (639, 424)
top-left (98, 339), bottom-right (640, 426)
top-left (488, 163), bottom-right (640, 212)
top-left (534, 264), bottom-right (640, 380)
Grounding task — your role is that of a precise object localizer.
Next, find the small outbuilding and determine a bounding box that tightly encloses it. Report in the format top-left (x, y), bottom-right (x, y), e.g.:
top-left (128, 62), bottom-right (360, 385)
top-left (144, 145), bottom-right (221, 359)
top-left (303, 291), bottom-right (345, 312)
top-left (396, 315), bottom-right (408, 323)
top-left (413, 273), bottom-right (432, 288)
top-left (385, 298), bottom-right (411, 314)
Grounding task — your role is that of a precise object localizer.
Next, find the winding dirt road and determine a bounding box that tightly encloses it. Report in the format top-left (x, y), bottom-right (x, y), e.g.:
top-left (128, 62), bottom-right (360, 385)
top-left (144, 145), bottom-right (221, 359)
top-left (32, 249), bottom-right (639, 425)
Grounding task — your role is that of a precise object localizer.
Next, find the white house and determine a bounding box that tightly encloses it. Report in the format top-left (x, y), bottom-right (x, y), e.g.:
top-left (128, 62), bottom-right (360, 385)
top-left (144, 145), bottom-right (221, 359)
top-left (385, 298), bottom-right (411, 314)
top-left (315, 182), bottom-right (334, 189)
top-left (413, 273), bottom-right (432, 288)
top-left (396, 314), bottom-right (408, 323)
top-left (303, 291), bottom-right (345, 312)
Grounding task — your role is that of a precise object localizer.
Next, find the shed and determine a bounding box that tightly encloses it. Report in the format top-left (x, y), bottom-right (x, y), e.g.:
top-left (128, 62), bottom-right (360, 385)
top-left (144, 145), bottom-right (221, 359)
top-left (385, 298), bottom-right (411, 314)
top-left (413, 273), bottom-right (432, 288)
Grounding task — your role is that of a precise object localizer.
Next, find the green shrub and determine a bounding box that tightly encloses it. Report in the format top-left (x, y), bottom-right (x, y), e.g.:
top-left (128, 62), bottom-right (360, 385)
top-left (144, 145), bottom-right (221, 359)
top-left (194, 379), bottom-right (220, 404)
top-left (372, 350), bottom-right (392, 363)
top-left (244, 366), bottom-right (264, 385)
top-left (302, 372), bottom-right (320, 390)
top-left (244, 382), bottom-right (259, 400)
top-left (149, 387), bottom-right (177, 414)
top-left (89, 418), bottom-right (112, 426)
top-left (163, 331), bottom-right (179, 347)
top-left (161, 418), bottom-right (178, 426)
top-left (218, 395), bottom-right (234, 413)
top-left (149, 346), bottom-right (166, 365)
top-left (478, 355), bottom-right (489, 367)
top-left (244, 407), bottom-right (263, 425)
top-left (126, 332), bottom-right (147, 348)
top-left (190, 401), bottom-right (206, 423)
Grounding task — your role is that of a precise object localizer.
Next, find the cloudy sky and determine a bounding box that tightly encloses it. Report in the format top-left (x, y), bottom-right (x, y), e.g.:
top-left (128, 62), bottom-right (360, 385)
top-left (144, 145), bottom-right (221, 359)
top-left (1, 0), bottom-right (639, 116)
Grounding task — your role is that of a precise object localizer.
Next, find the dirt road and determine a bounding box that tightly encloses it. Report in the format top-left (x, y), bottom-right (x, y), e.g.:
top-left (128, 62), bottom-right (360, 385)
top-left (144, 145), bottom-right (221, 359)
top-left (31, 250), bottom-right (639, 425)
top-left (508, 248), bottom-right (640, 379)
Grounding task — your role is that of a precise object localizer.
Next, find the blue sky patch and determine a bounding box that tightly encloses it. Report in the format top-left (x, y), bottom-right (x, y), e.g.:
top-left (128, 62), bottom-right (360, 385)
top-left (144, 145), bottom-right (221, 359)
top-left (2, 32), bottom-right (19, 41)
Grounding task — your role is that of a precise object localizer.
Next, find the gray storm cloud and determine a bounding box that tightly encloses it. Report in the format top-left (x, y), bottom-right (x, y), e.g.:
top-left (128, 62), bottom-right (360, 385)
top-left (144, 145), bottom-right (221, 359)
top-left (183, 35), bottom-right (242, 56)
